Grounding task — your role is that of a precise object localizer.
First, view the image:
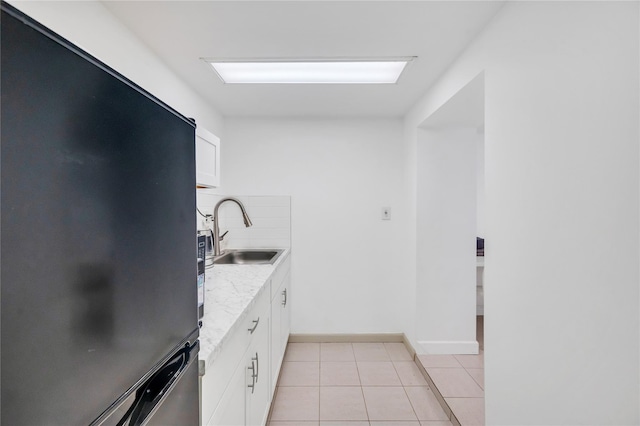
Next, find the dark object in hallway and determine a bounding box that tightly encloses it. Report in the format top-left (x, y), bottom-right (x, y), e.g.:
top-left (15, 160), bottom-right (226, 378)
top-left (477, 237), bottom-right (484, 256)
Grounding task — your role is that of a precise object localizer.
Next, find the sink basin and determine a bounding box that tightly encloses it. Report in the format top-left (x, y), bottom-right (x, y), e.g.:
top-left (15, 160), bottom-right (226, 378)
top-left (213, 249), bottom-right (284, 265)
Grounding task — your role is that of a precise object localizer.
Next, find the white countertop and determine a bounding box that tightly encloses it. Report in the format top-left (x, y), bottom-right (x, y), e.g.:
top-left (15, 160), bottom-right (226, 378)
top-left (198, 249), bottom-right (290, 375)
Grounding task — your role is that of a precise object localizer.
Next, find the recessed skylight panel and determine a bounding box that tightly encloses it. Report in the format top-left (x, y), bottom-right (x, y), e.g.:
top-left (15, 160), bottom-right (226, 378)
top-left (206, 59), bottom-right (412, 84)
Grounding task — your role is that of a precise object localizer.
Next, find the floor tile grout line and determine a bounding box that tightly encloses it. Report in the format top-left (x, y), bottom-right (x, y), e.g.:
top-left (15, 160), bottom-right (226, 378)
top-left (425, 366), bottom-right (484, 399)
top-left (462, 365), bottom-right (484, 391)
top-left (354, 346), bottom-right (363, 387)
top-left (400, 381), bottom-right (422, 422)
top-left (414, 358), bottom-right (454, 423)
top-left (390, 357), bottom-right (406, 388)
top-left (353, 356), bottom-right (372, 421)
top-left (359, 382), bottom-right (371, 422)
top-left (417, 359), bottom-right (486, 426)
top-left (317, 345), bottom-right (322, 422)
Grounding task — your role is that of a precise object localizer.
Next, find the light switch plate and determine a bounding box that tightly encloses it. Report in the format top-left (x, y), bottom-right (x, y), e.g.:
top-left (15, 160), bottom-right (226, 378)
top-left (382, 207), bottom-right (391, 220)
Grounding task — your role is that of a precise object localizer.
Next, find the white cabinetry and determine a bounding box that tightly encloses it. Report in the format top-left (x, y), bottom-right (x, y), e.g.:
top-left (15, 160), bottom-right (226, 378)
top-left (202, 252), bottom-right (291, 426)
top-left (196, 126), bottom-right (220, 188)
top-left (203, 288), bottom-right (269, 426)
top-left (209, 302), bottom-right (270, 426)
top-left (246, 315), bottom-right (270, 426)
top-left (208, 359), bottom-right (245, 425)
top-left (270, 255), bottom-right (291, 393)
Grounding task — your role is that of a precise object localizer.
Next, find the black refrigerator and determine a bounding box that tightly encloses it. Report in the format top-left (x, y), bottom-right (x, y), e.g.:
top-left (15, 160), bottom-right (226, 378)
top-left (1, 3), bottom-right (200, 425)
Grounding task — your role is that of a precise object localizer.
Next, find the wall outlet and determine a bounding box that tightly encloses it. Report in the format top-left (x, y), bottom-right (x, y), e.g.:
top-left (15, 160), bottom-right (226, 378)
top-left (204, 215), bottom-right (213, 229)
top-left (382, 207), bottom-right (391, 220)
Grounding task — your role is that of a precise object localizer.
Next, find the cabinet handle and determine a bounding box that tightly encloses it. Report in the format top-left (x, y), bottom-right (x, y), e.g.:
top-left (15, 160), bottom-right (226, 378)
top-left (282, 288), bottom-right (287, 307)
top-left (247, 361), bottom-right (256, 394)
top-left (248, 317), bottom-right (260, 334)
top-left (252, 352), bottom-right (259, 383)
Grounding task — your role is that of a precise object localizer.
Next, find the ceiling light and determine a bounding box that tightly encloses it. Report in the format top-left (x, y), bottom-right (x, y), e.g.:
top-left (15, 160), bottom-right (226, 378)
top-left (205, 58), bottom-right (414, 84)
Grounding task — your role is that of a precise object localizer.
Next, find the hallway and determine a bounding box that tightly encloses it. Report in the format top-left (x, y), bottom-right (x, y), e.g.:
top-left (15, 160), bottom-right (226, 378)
top-left (267, 342), bottom-right (453, 425)
top-left (268, 318), bottom-right (485, 426)
top-left (416, 317), bottom-right (484, 425)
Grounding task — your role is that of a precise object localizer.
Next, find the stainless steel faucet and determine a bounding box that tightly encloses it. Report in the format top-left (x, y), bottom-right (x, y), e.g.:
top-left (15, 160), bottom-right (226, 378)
top-left (212, 197), bottom-right (253, 256)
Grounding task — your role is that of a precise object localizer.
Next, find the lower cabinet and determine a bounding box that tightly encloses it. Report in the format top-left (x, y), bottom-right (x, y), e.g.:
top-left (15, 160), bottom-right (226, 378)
top-left (246, 314), bottom-right (270, 426)
top-left (208, 357), bottom-right (245, 425)
top-left (280, 274), bottom-right (291, 352)
top-left (270, 270), bottom-right (291, 394)
top-left (209, 309), bottom-right (270, 426)
top-left (202, 251), bottom-right (291, 426)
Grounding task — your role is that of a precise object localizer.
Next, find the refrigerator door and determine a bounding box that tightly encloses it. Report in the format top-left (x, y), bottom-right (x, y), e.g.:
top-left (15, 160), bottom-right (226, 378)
top-left (1, 4), bottom-right (198, 425)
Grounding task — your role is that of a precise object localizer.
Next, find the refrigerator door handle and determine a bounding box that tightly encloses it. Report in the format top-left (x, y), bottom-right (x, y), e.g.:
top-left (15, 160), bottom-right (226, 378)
top-left (116, 341), bottom-right (199, 426)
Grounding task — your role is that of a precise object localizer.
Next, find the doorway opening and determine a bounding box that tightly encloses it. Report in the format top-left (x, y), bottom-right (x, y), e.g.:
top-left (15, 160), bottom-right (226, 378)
top-left (414, 71), bottom-right (485, 424)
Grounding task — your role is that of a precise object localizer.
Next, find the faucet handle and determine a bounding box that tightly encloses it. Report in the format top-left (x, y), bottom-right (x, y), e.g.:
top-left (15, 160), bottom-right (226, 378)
top-left (219, 230), bottom-right (229, 241)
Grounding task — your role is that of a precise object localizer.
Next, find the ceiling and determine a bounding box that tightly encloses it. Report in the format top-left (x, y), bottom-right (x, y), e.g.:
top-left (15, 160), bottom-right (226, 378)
top-left (102, 1), bottom-right (504, 118)
top-left (422, 71), bottom-right (484, 129)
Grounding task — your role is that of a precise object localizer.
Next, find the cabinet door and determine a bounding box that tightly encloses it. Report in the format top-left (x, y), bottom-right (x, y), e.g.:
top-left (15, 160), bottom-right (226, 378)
top-left (270, 268), bottom-right (291, 396)
top-left (207, 359), bottom-right (246, 426)
top-left (280, 271), bottom-right (291, 353)
top-left (246, 312), bottom-right (270, 426)
top-left (270, 289), bottom-right (282, 393)
top-left (196, 126), bottom-right (220, 188)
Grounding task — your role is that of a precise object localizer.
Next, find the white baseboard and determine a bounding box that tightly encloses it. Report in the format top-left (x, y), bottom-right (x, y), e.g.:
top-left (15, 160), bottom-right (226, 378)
top-left (416, 340), bottom-right (479, 355)
top-left (289, 333), bottom-right (405, 343)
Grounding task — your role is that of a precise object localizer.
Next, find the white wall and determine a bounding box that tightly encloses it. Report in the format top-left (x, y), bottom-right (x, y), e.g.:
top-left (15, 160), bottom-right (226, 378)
top-left (7, 0), bottom-right (224, 136)
top-left (11, 1), bottom-right (638, 422)
top-left (416, 127), bottom-right (478, 354)
top-left (476, 133), bottom-right (485, 238)
top-left (406, 1), bottom-right (639, 424)
top-left (221, 118), bottom-right (412, 335)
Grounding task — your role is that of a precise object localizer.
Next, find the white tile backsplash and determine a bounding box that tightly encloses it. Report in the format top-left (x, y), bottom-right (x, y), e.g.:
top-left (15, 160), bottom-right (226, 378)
top-left (246, 228), bottom-right (290, 240)
top-left (221, 217), bottom-right (247, 229)
top-left (245, 238), bottom-right (290, 249)
top-left (245, 205), bottom-right (291, 218)
top-left (252, 217), bottom-right (290, 228)
top-left (196, 192), bottom-right (291, 249)
top-left (247, 196), bottom-right (291, 207)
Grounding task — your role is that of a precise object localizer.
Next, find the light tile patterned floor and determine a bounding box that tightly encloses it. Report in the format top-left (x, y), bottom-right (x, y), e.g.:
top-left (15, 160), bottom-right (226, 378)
top-left (267, 342), bottom-right (453, 426)
top-left (415, 317), bottom-right (485, 426)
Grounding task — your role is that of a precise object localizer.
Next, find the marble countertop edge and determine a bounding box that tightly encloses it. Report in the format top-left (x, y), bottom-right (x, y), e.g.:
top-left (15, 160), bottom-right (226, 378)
top-left (198, 248), bottom-right (290, 375)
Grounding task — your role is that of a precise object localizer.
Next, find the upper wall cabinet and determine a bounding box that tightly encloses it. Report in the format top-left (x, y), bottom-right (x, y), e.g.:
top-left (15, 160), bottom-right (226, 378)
top-left (196, 126), bottom-right (220, 188)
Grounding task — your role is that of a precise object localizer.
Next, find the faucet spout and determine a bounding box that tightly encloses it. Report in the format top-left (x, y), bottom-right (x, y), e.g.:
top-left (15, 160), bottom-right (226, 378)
top-left (212, 197), bottom-right (252, 256)
top-left (241, 211), bottom-right (253, 228)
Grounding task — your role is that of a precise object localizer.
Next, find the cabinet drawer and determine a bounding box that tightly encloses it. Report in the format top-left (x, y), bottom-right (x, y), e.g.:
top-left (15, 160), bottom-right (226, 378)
top-left (237, 287), bottom-right (270, 351)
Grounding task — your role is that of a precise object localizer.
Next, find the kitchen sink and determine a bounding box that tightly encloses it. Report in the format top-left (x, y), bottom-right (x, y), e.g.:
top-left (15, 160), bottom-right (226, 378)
top-left (213, 249), bottom-right (284, 265)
